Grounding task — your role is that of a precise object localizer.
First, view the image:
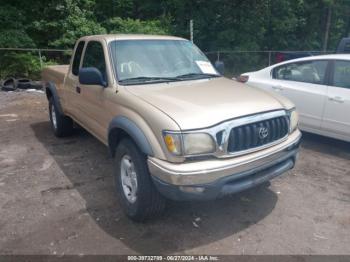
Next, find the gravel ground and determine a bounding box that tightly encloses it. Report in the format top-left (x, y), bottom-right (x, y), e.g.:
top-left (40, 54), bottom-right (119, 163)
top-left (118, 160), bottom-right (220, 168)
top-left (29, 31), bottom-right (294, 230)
top-left (0, 91), bottom-right (349, 255)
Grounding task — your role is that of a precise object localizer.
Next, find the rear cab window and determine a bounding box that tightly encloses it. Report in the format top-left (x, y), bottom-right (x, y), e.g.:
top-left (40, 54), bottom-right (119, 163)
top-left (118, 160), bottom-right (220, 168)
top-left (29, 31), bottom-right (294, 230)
top-left (72, 41), bottom-right (85, 76)
top-left (272, 60), bottom-right (328, 85)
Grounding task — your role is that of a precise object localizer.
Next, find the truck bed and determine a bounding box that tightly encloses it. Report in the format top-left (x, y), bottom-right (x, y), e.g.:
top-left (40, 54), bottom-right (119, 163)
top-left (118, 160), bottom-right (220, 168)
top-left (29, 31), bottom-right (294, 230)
top-left (41, 65), bottom-right (69, 86)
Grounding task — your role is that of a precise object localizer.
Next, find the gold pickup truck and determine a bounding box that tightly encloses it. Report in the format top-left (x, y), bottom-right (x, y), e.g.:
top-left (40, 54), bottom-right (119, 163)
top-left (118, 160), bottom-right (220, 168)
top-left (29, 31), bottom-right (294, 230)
top-left (42, 34), bottom-right (301, 221)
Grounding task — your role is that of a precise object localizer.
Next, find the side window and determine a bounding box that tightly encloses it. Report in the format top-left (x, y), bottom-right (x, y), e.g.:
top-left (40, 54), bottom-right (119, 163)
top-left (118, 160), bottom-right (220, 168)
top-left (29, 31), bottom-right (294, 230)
top-left (333, 61), bottom-right (350, 89)
top-left (72, 41), bottom-right (85, 76)
top-left (273, 60), bottom-right (328, 85)
top-left (82, 41), bottom-right (107, 81)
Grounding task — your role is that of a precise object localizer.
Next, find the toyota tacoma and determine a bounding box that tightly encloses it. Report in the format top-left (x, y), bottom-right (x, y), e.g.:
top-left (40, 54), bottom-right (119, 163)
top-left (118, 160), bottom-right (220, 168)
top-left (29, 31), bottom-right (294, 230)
top-left (42, 34), bottom-right (301, 221)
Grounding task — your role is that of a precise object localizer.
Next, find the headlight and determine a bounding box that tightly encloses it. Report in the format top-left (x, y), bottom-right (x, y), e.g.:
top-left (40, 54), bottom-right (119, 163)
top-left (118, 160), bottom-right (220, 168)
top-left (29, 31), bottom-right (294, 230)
top-left (163, 132), bottom-right (216, 156)
top-left (183, 133), bottom-right (215, 155)
top-left (289, 110), bottom-right (299, 133)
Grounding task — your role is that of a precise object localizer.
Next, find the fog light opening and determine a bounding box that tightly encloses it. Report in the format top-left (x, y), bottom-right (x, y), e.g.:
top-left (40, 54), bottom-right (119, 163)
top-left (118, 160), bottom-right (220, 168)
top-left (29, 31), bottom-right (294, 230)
top-left (179, 186), bottom-right (205, 193)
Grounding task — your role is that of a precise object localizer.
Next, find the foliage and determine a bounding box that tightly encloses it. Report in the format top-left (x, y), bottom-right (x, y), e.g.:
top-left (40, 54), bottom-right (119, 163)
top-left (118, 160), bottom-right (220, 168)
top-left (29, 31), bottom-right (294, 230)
top-left (30, 0), bottom-right (106, 49)
top-left (0, 5), bottom-right (34, 47)
top-left (0, 52), bottom-right (56, 79)
top-left (1, 0), bottom-right (350, 78)
top-left (104, 17), bottom-right (170, 35)
top-left (2, 0), bottom-right (350, 51)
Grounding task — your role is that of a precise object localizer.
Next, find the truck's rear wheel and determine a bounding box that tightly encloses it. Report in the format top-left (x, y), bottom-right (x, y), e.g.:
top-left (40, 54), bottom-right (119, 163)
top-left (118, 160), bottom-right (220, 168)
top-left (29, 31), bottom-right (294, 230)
top-left (114, 138), bottom-right (166, 222)
top-left (49, 97), bottom-right (73, 137)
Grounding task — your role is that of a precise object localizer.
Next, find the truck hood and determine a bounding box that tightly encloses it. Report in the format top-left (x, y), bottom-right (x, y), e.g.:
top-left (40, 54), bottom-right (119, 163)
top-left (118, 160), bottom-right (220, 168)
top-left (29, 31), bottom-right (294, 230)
top-left (126, 77), bottom-right (290, 130)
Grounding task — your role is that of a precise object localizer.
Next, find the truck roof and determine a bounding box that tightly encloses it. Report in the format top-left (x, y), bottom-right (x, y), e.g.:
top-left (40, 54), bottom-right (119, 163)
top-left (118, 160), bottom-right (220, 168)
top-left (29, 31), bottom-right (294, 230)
top-left (78, 34), bottom-right (187, 42)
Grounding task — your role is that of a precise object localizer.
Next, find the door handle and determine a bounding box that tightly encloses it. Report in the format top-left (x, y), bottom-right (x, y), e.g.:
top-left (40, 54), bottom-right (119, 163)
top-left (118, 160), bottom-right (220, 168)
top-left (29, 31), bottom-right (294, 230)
top-left (329, 96), bottom-right (344, 103)
top-left (76, 86), bottom-right (81, 94)
top-left (272, 85), bottom-right (284, 91)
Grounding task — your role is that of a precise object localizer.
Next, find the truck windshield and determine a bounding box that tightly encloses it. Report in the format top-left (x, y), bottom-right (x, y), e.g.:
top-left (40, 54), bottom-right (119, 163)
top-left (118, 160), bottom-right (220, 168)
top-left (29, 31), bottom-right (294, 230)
top-left (109, 39), bottom-right (219, 85)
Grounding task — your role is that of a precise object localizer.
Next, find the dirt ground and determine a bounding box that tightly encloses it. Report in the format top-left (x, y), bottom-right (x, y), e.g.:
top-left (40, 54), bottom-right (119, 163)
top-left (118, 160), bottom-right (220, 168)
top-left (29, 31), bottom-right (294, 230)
top-left (0, 91), bottom-right (349, 255)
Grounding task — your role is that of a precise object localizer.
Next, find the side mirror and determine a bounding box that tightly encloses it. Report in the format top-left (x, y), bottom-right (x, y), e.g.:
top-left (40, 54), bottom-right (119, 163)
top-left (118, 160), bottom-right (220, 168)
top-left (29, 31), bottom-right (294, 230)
top-left (79, 67), bottom-right (107, 87)
top-left (214, 60), bottom-right (225, 75)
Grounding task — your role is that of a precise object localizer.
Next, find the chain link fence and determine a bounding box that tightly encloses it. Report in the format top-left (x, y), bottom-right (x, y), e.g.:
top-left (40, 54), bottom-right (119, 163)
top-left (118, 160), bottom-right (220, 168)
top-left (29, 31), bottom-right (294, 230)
top-left (0, 48), bottom-right (333, 81)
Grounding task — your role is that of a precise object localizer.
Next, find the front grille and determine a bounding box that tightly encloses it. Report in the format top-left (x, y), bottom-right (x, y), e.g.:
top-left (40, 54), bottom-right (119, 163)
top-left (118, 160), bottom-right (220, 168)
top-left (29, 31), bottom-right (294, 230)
top-left (227, 116), bottom-right (289, 153)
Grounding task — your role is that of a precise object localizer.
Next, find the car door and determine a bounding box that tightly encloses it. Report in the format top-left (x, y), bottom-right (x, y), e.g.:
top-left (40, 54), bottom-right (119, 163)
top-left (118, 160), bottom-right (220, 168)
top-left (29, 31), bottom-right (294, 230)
top-left (321, 60), bottom-right (350, 141)
top-left (270, 60), bottom-right (329, 131)
top-left (79, 40), bottom-right (110, 141)
top-left (64, 40), bottom-right (85, 119)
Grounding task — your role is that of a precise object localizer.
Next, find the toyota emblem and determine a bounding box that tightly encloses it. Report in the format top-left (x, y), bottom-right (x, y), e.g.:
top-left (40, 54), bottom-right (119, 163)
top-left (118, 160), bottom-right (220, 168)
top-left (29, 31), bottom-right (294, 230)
top-left (258, 127), bottom-right (269, 139)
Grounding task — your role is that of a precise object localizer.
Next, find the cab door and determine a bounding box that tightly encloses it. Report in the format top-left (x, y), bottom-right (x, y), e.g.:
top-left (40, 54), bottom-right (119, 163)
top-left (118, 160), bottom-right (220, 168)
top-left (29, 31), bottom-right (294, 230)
top-left (269, 60), bottom-right (329, 131)
top-left (78, 40), bottom-right (110, 141)
top-left (321, 60), bottom-right (350, 140)
top-left (64, 40), bottom-right (85, 119)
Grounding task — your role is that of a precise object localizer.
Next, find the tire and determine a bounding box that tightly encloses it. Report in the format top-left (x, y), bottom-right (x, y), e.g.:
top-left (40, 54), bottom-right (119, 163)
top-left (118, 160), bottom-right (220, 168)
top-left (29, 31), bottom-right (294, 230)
top-left (1, 78), bottom-right (16, 91)
top-left (49, 97), bottom-right (73, 137)
top-left (17, 78), bottom-right (31, 89)
top-left (114, 138), bottom-right (166, 222)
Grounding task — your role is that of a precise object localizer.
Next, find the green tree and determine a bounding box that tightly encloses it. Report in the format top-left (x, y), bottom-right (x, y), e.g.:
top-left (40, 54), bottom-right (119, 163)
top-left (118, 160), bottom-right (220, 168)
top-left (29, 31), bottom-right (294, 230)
top-left (104, 17), bottom-right (170, 35)
top-left (0, 5), bottom-right (34, 47)
top-left (31, 0), bottom-right (106, 49)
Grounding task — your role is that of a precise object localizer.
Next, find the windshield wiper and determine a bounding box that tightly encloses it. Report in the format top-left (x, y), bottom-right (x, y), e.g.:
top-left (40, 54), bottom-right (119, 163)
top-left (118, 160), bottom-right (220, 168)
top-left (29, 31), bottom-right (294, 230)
top-left (119, 74), bottom-right (220, 85)
top-left (119, 76), bottom-right (180, 85)
top-left (175, 73), bottom-right (220, 79)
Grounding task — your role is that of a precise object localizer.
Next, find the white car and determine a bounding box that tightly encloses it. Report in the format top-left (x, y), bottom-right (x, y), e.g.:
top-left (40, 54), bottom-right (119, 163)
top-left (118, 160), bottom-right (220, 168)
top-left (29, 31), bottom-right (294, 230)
top-left (239, 54), bottom-right (350, 142)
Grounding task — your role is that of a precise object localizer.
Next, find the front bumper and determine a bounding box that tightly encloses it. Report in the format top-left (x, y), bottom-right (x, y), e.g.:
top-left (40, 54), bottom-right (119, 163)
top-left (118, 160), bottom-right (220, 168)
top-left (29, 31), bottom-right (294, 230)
top-left (148, 130), bottom-right (301, 201)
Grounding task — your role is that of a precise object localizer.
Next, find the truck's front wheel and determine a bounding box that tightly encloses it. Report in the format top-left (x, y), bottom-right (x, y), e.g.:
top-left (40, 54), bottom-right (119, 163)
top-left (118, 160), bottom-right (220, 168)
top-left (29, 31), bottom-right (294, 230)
top-left (49, 97), bottom-right (73, 137)
top-left (114, 138), bottom-right (166, 222)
